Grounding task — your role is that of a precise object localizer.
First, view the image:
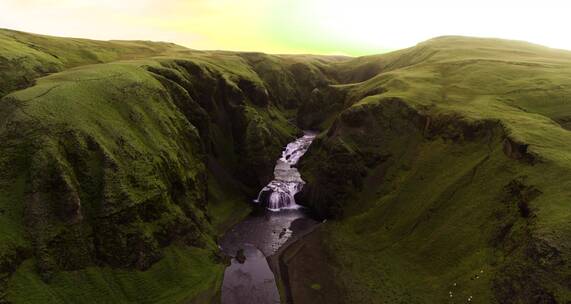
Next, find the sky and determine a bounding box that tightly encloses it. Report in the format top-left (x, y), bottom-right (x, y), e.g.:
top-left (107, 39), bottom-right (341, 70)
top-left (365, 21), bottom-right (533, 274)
top-left (1, 0), bottom-right (570, 56)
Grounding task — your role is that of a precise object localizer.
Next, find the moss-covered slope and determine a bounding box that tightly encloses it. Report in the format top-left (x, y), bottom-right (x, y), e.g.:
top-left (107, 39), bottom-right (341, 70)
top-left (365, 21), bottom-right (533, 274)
top-left (0, 28), bottom-right (191, 98)
top-left (0, 29), bottom-right (339, 303)
top-left (3, 28), bottom-right (571, 304)
top-left (298, 36), bottom-right (571, 303)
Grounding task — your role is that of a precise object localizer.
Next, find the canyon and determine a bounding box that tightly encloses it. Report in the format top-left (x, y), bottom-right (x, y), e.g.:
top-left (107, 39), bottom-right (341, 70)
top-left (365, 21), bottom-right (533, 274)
top-left (1, 28), bottom-right (571, 303)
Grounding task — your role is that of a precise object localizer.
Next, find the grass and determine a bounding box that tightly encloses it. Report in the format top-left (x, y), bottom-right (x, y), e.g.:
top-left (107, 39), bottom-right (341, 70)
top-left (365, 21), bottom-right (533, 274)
top-left (0, 59), bottom-right (211, 301)
top-left (0, 172), bottom-right (27, 253)
top-left (310, 283), bottom-right (322, 290)
top-left (0, 28), bottom-right (187, 97)
top-left (300, 36), bottom-right (571, 303)
top-left (0, 28), bottom-right (332, 303)
top-left (3, 28), bottom-right (571, 303)
top-left (7, 246), bottom-right (223, 304)
top-left (206, 170), bottom-right (252, 235)
top-left (326, 138), bottom-right (514, 302)
top-left (0, 57), bottom-right (217, 300)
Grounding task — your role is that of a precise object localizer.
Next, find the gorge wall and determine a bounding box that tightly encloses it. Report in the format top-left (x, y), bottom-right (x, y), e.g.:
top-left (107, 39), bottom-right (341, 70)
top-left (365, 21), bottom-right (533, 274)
top-left (2, 29), bottom-right (571, 304)
top-left (295, 37), bottom-right (571, 303)
top-left (0, 28), bottom-right (342, 303)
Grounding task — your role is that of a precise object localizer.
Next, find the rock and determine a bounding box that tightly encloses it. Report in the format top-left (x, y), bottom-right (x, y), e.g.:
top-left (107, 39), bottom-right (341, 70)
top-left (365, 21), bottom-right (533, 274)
top-left (236, 248), bottom-right (246, 264)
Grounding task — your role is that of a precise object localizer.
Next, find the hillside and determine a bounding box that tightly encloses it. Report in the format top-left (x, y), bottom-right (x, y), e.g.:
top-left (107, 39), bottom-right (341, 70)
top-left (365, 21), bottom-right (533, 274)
top-left (0, 28), bottom-right (339, 303)
top-left (1, 29), bottom-right (571, 304)
top-left (296, 36), bottom-right (571, 303)
top-left (0, 28), bottom-right (194, 98)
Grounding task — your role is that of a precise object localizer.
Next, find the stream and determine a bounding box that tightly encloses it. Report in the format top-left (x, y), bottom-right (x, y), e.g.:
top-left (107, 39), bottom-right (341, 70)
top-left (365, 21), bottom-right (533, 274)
top-left (220, 132), bottom-right (318, 304)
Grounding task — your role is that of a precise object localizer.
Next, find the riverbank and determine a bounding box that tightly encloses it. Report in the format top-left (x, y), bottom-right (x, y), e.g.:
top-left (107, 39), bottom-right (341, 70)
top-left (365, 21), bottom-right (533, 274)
top-left (268, 225), bottom-right (345, 304)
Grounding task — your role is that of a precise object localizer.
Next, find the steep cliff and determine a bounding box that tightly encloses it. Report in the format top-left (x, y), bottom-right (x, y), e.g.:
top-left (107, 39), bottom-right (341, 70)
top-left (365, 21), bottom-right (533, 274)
top-left (0, 28), bottom-right (340, 303)
top-left (297, 36), bottom-right (571, 303)
top-left (3, 29), bottom-right (571, 304)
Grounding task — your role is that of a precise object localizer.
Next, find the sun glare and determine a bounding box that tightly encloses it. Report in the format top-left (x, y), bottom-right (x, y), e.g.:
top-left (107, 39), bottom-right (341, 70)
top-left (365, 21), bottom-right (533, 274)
top-left (1, 0), bottom-right (570, 55)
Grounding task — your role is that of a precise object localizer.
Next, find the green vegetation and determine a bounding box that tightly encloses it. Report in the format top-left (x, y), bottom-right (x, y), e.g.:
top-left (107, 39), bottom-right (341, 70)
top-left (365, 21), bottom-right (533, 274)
top-left (7, 246), bottom-right (223, 304)
top-left (0, 28), bottom-right (337, 302)
top-left (206, 170), bottom-right (251, 235)
top-left (299, 36), bottom-right (571, 303)
top-left (0, 28), bottom-right (187, 98)
top-left (2, 27), bottom-right (571, 304)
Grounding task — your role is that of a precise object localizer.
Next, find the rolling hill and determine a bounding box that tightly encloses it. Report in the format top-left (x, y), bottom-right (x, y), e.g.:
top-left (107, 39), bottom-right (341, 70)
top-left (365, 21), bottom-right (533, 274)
top-left (1, 28), bottom-right (571, 303)
top-left (297, 36), bottom-right (571, 303)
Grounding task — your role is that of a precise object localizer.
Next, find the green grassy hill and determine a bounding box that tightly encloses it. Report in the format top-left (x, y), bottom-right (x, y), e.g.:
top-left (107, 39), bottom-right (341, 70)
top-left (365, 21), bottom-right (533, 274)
top-left (2, 28), bottom-right (571, 304)
top-left (298, 36), bottom-right (571, 303)
top-left (0, 28), bottom-right (192, 98)
top-left (0, 28), bottom-right (338, 303)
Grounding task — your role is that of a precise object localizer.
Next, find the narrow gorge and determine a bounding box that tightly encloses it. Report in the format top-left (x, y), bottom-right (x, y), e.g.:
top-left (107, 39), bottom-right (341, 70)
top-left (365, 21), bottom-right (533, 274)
top-left (220, 132), bottom-right (317, 304)
top-left (1, 28), bottom-right (571, 303)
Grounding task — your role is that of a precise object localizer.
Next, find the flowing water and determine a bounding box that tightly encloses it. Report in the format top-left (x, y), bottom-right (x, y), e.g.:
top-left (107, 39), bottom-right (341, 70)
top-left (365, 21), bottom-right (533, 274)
top-left (220, 132), bottom-right (317, 304)
top-left (254, 132), bottom-right (316, 211)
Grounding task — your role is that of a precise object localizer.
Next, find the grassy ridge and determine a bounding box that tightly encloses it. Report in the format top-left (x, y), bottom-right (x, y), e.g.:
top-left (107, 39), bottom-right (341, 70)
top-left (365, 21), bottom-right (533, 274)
top-left (0, 59), bottom-right (218, 302)
top-left (3, 28), bottom-right (571, 303)
top-left (0, 28), bottom-right (188, 97)
top-left (0, 29), bottom-right (338, 302)
top-left (299, 37), bottom-right (571, 302)
top-left (7, 246), bottom-right (223, 304)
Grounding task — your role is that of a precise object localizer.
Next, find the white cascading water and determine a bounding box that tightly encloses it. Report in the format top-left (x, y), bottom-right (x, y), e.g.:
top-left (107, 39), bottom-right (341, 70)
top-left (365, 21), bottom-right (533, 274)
top-left (253, 132), bottom-right (316, 211)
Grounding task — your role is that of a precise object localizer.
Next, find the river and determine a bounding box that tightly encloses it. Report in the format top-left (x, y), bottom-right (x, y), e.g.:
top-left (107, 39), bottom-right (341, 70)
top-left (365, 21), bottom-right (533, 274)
top-left (220, 132), bottom-right (318, 304)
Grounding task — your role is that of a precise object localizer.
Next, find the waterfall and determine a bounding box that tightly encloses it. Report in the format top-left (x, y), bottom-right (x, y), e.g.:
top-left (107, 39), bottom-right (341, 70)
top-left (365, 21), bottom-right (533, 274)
top-left (254, 132), bottom-right (316, 211)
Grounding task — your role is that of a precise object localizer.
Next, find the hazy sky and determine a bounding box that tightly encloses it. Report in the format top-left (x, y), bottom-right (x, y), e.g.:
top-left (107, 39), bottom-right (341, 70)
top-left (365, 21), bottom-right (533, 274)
top-left (1, 0), bottom-right (570, 56)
